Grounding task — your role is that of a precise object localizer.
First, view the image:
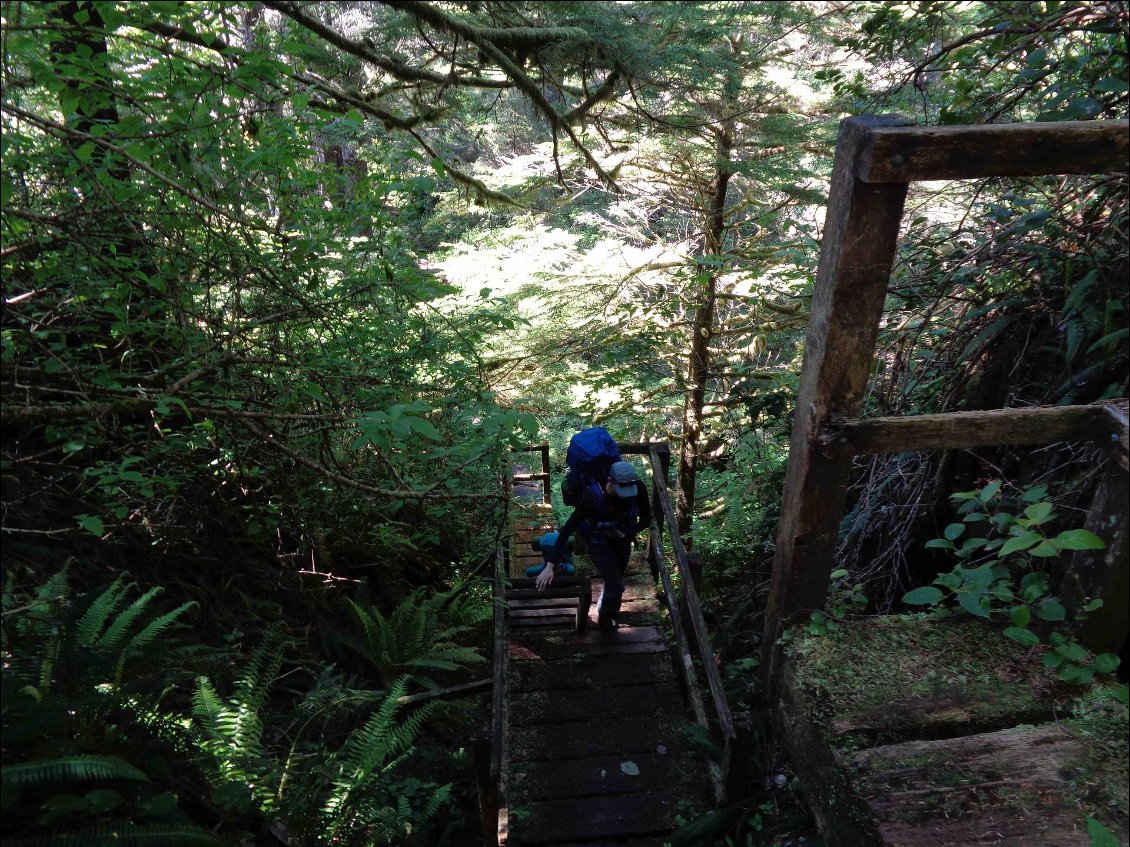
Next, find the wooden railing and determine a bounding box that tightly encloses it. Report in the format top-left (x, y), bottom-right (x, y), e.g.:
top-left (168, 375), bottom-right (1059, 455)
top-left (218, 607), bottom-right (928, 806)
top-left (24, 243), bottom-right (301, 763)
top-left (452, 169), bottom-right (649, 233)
top-left (760, 117), bottom-right (1130, 689)
top-left (622, 442), bottom-right (740, 804)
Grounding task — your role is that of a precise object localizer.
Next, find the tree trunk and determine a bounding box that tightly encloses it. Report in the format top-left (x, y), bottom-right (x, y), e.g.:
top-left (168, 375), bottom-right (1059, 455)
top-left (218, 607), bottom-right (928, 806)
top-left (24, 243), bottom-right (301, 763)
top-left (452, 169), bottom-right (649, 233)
top-left (677, 121), bottom-right (734, 538)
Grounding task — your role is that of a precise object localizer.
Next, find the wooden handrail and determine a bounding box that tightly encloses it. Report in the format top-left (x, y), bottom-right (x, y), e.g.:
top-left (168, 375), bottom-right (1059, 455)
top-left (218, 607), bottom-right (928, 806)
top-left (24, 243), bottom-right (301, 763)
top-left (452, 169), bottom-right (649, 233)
top-left (648, 514), bottom-right (724, 802)
top-left (856, 119), bottom-right (1129, 182)
top-left (648, 446), bottom-right (736, 744)
top-left (488, 546), bottom-right (507, 843)
top-left (819, 403), bottom-right (1117, 457)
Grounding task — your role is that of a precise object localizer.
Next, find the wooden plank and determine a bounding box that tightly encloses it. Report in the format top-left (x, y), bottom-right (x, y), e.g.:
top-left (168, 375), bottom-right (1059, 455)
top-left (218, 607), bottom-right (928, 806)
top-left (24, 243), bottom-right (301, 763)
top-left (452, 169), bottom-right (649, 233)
top-left (761, 115), bottom-right (912, 686)
top-left (509, 607), bottom-right (577, 620)
top-left (774, 617), bottom-right (1100, 847)
top-left (509, 714), bottom-right (686, 763)
top-left (510, 750), bottom-right (696, 801)
top-left (509, 636), bottom-right (669, 660)
top-left (509, 683), bottom-right (668, 725)
top-left (509, 652), bottom-right (675, 692)
top-left (850, 724), bottom-right (1128, 846)
top-left (857, 119), bottom-right (1130, 183)
top-left (821, 404), bottom-right (1109, 457)
top-left (509, 597), bottom-right (581, 610)
top-left (511, 790), bottom-right (683, 844)
top-left (505, 587), bottom-right (587, 601)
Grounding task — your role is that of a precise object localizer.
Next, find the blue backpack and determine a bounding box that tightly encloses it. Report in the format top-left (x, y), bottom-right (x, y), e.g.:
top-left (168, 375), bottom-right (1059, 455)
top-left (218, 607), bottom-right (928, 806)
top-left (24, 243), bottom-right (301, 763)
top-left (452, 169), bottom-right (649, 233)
top-left (561, 427), bottom-right (620, 507)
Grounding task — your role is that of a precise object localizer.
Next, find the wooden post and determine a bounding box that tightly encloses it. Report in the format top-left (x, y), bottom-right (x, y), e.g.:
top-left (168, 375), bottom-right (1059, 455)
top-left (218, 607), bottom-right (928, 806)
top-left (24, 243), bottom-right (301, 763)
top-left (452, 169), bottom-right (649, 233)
top-left (1063, 402), bottom-right (1129, 656)
top-left (488, 548), bottom-right (507, 846)
top-left (724, 711), bottom-right (754, 804)
top-left (471, 729), bottom-right (498, 846)
top-left (760, 116), bottom-right (912, 687)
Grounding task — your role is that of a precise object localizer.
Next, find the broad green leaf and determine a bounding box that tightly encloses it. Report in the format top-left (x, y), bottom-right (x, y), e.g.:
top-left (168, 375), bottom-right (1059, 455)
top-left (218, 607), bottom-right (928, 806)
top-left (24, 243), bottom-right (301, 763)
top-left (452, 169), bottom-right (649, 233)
top-left (962, 564), bottom-right (995, 591)
top-left (1023, 502), bottom-right (1054, 524)
top-left (407, 417), bottom-right (442, 441)
top-left (1004, 627), bottom-right (1039, 647)
top-left (77, 515), bottom-right (104, 536)
top-left (1037, 599), bottom-right (1066, 622)
top-left (1028, 540), bottom-right (1059, 557)
top-left (1092, 653), bottom-right (1120, 674)
top-left (1094, 77), bottom-right (1130, 93)
top-left (925, 539), bottom-right (953, 549)
top-left (957, 590), bottom-right (990, 618)
top-left (978, 481), bottom-right (1002, 502)
top-left (902, 586), bottom-right (943, 606)
top-left (998, 531), bottom-right (1041, 557)
top-left (1053, 529), bottom-right (1105, 551)
top-left (1010, 605), bottom-right (1031, 628)
top-left (943, 523), bottom-right (965, 541)
top-left (935, 571), bottom-right (962, 591)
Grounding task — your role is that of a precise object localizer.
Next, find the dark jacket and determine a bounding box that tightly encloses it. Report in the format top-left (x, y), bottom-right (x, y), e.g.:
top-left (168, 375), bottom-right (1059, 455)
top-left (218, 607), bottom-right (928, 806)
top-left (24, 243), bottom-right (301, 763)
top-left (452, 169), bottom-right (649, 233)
top-left (547, 480), bottom-right (651, 565)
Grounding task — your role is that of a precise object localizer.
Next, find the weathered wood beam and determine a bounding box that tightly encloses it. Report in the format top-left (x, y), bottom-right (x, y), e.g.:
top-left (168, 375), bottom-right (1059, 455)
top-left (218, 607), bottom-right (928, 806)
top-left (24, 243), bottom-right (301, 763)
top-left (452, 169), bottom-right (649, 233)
top-left (820, 403), bottom-right (1118, 457)
top-left (857, 120), bottom-right (1129, 183)
top-left (761, 116), bottom-right (912, 685)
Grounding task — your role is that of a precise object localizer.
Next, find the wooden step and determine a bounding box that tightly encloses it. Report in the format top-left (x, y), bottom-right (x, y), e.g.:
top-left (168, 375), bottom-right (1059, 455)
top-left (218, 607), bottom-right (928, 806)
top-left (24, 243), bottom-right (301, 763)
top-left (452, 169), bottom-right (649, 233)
top-left (777, 615), bottom-right (1128, 847)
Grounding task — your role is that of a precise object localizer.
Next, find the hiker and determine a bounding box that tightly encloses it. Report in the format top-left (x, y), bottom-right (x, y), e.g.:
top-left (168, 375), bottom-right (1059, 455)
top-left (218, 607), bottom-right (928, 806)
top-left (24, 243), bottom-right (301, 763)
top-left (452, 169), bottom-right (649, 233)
top-left (536, 460), bottom-right (651, 632)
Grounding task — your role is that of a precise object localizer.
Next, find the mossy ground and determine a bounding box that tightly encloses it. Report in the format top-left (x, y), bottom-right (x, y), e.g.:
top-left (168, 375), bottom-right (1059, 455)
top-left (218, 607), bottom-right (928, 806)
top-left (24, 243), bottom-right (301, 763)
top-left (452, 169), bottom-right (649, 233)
top-left (786, 614), bottom-right (1059, 749)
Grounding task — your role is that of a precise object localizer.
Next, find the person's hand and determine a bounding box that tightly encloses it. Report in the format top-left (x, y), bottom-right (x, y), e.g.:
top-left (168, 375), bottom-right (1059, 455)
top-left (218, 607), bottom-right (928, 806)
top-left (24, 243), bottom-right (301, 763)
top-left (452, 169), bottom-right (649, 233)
top-left (535, 562), bottom-right (556, 591)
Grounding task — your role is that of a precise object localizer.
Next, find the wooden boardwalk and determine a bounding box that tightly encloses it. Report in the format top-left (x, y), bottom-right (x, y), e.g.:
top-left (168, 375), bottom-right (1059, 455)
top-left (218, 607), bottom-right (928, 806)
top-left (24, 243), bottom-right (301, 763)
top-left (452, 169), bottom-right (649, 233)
top-left (500, 555), bottom-right (711, 846)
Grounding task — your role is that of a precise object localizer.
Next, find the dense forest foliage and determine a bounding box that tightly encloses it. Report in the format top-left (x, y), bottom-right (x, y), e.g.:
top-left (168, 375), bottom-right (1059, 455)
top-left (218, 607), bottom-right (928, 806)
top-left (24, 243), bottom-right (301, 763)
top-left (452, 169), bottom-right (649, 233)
top-left (2, 1), bottom-right (1127, 844)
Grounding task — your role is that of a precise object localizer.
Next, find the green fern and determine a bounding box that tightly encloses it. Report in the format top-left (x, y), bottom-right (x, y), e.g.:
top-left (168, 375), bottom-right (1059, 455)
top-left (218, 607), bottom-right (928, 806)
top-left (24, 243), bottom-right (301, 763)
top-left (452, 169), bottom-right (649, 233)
top-left (97, 586), bottom-right (164, 651)
top-left (74, 577), bottom-right (131, 648)
top-left (191, 627), bottom-right (285, 807)
top-left (0, 755), bottom-right (148, 787)
top-left (345, 587), bottom-right (484, 687)
top-left (322, 677), bottom-right (441, 839)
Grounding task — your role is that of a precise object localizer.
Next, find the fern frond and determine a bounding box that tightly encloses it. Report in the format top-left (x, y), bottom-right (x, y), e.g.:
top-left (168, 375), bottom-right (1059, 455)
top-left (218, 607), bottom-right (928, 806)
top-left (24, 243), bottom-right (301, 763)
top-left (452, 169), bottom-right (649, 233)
top-left (1, 755), bottom-right (147, 787)
top-left (75, 577), bottom-right (129, 648)
top-left (36, 569), bottom-right (70, 603)
top-left (98, 586), bottom-right (163, 651)
top-left (116, 601), bottom-right (198, 683)
top-left (420, 782), bottom-right (452, 822)
top-left (191, 677), bottom-right (226, 731)
top-left (346, 598), bottom-right (379, 652)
